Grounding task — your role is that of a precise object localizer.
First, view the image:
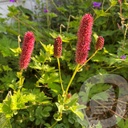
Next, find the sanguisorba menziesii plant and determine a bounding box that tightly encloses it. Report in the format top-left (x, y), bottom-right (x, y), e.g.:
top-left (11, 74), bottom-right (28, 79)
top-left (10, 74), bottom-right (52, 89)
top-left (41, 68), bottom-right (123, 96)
top-left (52, 13), bottom-right (104, 125)
top-left (54, 36), bottom-right (64, 92)
top-left (65, 13), bottom-right (94, 94)
top-left (19, 31), bottom-right (35, 70)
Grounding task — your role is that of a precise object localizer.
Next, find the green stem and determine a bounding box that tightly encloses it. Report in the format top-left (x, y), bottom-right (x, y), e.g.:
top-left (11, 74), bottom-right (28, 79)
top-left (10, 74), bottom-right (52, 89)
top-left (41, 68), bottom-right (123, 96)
top-left (57, 58), bottom-right (64, 93)
top-left (102, 0), bottom-right (105, 10)
top-left (13, 16), bottom-right (36, 32)
top-left (50, 0), bottom-right (58, 9)
top-left (79, 50), bottom-right (98, 69)
top-left (18, 69), bottom-right (24, 90)
top-left (59, 24), bottom-right (65, 34)
top-left (50, 121), bottom-right (57, 128)
top-left (50, 0), bottom-right (63, 13)
top-left (65, 50), bottom-right (98, 95)
top-left (67, 15), bottom-right (71, 32)
top-left (46, 0), bottom-right (50, 28)
top-left (105, 5), bottom-right (112, 12)
top-left (124, 25), bottom-right (128, 42)
top-left (65, 64), bottom-right (80, 95)
top-left (18, 35), bottom-right (21, 48)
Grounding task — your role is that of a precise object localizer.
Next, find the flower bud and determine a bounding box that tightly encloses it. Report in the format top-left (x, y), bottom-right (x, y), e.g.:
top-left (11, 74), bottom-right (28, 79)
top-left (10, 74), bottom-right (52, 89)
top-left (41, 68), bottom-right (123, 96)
top-left (67, 93), bottom-right (72, 99)
top-left (95, 36), bottom-right (104, 50)
top-left (54, 36), bottom-right (62, 58)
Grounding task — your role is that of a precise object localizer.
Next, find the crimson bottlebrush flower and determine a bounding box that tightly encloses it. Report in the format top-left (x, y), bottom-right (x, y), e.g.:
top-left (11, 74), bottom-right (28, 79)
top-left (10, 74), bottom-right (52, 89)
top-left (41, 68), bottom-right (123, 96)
top-left (75, 13), bottom-right (93, 64)
top-left (19, 31), bottom-right (35, 70)
top-left (95, 36), bottom-right (104, 50)
top-left (54, 36), bottom-right (62, 58)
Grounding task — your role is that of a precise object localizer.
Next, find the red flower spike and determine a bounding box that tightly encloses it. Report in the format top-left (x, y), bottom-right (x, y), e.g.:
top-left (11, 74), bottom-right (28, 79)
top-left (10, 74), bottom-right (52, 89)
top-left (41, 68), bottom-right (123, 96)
top-left (54, 36), bottom-right (62, 58)
top-left (19, 31), bottom-right (35, 70)
top-left (75, 13), bottom-right (93, 65)
top-left (95, 36), bottom-right (104, 50)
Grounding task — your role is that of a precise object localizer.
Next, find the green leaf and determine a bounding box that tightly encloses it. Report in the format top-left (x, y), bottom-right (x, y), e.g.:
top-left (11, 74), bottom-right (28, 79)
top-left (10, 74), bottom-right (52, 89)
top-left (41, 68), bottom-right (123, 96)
top-left (7, 5), bottom-right (20, 17)
top-left (42, 107), bottom-right (51, 117)
top-left (94, 10), bottom-right (110, 19)
top-left (10, 47), bottom-right (21, 56)
top-left (70, 106), bottom-right (84, 121)
top-left (95, 121), bottom-right (102, 128)
top-left (2, 94), bottom-right (13, 118)
top-left (0, 24), bottom-right (6, 33)
top-left (117, 118), bottom-right (128, 128)
top-left (47, 12), bottom-right (58, 18)
top-left (55, 102), bottom-right (64, 113)
top-left (91, 91), bottom-right (109, 101)
top-left (26, 93), bottom-right (36, 102)
top-left (49, 32), bottom-right (73, 43)
top-left (10, 91), bottom-right (27, 110)
top-left (57, 7), bottom-right (68, 13)
top-left (23, 88), bottom-right (50, 103)
top-left (0, 114), bottom-right (12, 128)
top-left (48, 83), bottom-right (61, 94)
top-left (0, 36), bottom-right (18, 57)
top-left (109, 0), bottom-right (117, 6)
top-left (100, 30), bottom-right (118, 36)
top-left (0, 71), bottom-right (17, 90)
top-left (117, 118), bottom-right (125, 128)
top-left (40, 42), bottom-right (53, 55)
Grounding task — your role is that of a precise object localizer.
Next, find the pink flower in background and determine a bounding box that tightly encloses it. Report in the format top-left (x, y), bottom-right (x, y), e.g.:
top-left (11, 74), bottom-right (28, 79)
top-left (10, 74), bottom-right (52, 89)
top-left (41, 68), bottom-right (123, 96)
top-left (54, 36), bottom-right (62, 58)
top-left (10, 0), bottom-right (16, 2)
top-left (120, 55), bottom-right (126, 60)
top-left (75, 14), bottom-right (93, 64)
top-left (44, 8), bottom-right (48, 13)
top-left (92, 2), bottom-right (102, 8)
top-left (95, 36), bottom-right (104, 50)
top-left (19, 31), bottom-right (35, 70)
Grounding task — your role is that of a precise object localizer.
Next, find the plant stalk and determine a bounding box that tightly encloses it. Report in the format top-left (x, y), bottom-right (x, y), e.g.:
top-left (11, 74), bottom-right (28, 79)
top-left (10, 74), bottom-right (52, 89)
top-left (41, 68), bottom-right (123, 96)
top-left (65, 64), bottom-right (80, 95)
top-left (79, 50), bottom-right (98, 69)
top-left (57, 58), bottom-right (64, 93)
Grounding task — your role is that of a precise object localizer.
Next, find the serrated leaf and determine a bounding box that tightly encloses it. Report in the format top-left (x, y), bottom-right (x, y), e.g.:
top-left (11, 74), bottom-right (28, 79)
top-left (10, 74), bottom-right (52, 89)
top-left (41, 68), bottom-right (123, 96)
top-left (40, 42), bottom-right (53, 55)
top-left (96, 121), bottom-right (102, 128)
top-left (91, 91), bottom-right (109, 101)
top-left (2, 96), bottom-right (13, 118)
top-left (0, 36), bottom-right (18, 57)
top-left (47, 12), bottom-right (57, 18)
top-left (70, 106), bottom-right (84, 121)
top-left (94, 10), bottom-right (110, 18)
top-left (0, 114), bottom-right (12, 128)
top-left (109, 0), bottom-right (117, 6)
top-left (10, 47), bottom-right (21, 56)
